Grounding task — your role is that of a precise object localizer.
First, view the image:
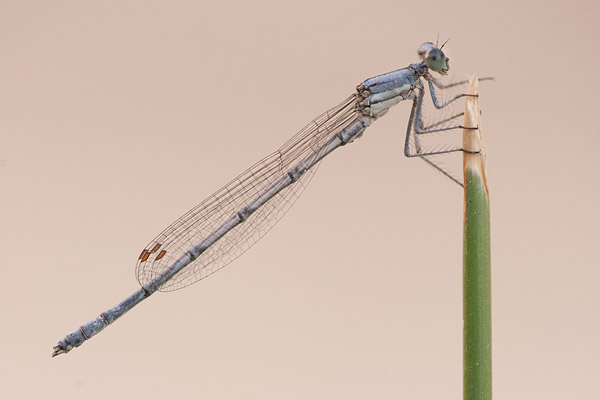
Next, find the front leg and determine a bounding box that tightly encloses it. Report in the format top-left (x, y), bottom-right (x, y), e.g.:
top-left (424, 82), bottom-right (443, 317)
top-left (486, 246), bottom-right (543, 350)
top-left (430, 76), bottom-right (494, 90)
top-left (428, 80), bottom-right (478, 109)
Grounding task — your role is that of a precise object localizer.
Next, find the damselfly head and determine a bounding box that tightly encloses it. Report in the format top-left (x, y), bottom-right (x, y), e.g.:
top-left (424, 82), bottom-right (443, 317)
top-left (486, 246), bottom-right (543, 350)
top-left (418, 42), bottom-right (449, 75)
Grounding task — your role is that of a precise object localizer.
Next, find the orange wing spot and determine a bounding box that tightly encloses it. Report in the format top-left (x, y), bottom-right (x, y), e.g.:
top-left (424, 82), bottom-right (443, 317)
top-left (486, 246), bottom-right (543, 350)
top-left (140, 251), bottom-right (151, 262)
top-left (150, 243), bottom-right (161, 253)
top-left (139, 249), bottom-right (149, 260)
top-left (156, 250), bottom-right (166, 260)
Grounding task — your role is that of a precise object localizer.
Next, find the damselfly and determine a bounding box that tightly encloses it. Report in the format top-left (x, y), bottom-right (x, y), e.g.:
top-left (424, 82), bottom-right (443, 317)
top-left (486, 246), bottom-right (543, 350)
top-left (52, 41), bottom-right (480, 356)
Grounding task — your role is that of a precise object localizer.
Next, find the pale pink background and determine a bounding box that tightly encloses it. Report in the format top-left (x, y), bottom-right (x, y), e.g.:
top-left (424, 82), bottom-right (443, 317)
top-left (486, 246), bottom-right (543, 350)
top-left (1, 1), bottom-right (599, 399)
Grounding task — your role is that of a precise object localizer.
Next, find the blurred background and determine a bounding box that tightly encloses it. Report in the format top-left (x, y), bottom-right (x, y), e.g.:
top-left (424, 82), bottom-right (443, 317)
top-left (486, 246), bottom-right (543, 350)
top-left (1, 1), bottom-right (598, 399)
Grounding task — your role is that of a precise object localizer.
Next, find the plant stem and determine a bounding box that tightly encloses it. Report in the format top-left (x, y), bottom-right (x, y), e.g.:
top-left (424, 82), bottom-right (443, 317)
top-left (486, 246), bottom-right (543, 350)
top-left (462, 77), bottom-right (492, 400)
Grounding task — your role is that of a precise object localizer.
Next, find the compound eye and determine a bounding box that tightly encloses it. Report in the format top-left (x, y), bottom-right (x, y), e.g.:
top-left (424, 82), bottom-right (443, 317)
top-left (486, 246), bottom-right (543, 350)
top-left (425, 48), bottom-right (448, 73)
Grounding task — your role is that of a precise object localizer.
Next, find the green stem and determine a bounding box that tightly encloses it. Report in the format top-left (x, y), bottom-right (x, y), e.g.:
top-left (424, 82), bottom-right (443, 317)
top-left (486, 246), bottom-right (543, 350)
top-left (463, 161), bottom-right (492, 400)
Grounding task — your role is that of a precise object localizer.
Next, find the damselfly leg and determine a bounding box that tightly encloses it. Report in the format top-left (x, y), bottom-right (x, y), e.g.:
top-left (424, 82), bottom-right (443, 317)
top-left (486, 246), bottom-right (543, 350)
top-left (424, 77), bottom-right (495, 127)
top-left (404, 80), bottom-right (482, 186)
top-left (430, 76), bottom-right (495, 90)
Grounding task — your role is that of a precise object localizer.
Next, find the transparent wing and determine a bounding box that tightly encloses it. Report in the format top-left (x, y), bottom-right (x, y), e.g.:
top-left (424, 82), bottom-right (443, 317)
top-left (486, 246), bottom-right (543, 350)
top-left (136, 94), bottom-right (359, 291)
